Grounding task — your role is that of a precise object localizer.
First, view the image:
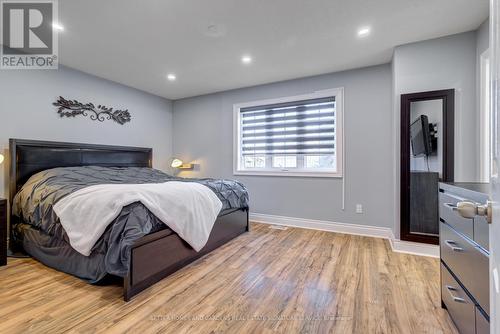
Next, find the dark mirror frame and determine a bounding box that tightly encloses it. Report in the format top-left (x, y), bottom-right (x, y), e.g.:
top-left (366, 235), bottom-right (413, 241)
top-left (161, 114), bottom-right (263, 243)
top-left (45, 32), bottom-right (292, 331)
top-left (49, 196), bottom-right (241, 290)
top-left (400, 89), bottom-right (455, 244)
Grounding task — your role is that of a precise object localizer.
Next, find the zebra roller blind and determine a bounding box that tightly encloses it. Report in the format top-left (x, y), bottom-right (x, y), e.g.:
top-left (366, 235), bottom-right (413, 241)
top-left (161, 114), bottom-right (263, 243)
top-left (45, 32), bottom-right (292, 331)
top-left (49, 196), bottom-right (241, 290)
top-left (239, 96), bottom-right (336, 156)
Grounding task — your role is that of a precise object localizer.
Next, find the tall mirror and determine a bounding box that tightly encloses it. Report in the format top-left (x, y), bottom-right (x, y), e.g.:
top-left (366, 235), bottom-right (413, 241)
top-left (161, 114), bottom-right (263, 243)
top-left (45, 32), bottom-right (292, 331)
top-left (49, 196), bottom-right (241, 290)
top-left (401, 90), bottom-right (455, 244)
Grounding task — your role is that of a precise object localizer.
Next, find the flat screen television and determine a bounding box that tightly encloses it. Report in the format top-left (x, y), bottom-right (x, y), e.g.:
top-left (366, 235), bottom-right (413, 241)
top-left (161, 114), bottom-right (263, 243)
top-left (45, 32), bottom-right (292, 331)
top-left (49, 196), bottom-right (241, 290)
top-left (410, 115), bottom-right (433, 157)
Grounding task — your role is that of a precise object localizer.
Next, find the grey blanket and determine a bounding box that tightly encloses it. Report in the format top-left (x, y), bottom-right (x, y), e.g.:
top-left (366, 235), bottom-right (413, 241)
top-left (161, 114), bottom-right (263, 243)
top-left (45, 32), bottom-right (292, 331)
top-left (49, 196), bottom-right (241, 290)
top-left (12, 166), bottom-right (249, 281)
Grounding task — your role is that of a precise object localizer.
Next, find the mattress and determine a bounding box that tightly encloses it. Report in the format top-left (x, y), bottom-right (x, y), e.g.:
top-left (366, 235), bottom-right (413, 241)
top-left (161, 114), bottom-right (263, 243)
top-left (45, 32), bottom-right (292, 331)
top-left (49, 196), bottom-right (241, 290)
top-left (12, 166), bottom-right (249, 282)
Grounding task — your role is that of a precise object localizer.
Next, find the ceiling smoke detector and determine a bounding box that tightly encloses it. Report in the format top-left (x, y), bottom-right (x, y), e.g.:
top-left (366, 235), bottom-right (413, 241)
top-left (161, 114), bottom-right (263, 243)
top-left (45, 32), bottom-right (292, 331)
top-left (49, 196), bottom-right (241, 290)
top-left (204, 23), bottom-right (227, 38)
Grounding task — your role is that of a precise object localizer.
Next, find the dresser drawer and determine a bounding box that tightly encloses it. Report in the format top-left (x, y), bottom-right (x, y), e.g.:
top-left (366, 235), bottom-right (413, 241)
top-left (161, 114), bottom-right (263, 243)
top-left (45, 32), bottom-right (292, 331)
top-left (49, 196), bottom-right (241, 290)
top-left (441, 263), bottom-right (476, 334)
top-left (439, 192), bottom-right (473, 239)
top-left (440, 222), bottom-right (489, 315)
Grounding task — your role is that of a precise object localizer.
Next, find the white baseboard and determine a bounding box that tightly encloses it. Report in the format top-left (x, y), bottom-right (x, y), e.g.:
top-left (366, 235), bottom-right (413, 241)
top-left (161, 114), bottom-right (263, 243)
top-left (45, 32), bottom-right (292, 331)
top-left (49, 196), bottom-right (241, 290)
top-left (250, 212), bottom-right (393, 239)
top-left (249, 212), bottom-right (439, 258)
top-left (389, 239), bottom-right (439, 258)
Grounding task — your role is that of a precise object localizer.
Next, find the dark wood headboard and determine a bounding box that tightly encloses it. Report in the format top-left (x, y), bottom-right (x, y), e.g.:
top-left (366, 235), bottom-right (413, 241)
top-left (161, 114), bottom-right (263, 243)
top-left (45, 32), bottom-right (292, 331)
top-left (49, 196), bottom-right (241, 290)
top-left (9, 139), bottom-right (153, 206)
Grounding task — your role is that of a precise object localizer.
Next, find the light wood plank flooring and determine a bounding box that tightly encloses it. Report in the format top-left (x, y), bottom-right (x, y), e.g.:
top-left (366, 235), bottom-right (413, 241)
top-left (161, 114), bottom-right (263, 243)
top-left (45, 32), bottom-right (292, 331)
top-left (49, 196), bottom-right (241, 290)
top-left (0, 223), bottom-right (457, 334)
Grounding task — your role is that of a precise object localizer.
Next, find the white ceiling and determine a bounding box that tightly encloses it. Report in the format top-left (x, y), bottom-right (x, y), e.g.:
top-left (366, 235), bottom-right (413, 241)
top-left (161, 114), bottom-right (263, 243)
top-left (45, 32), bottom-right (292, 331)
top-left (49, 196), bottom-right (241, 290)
top-left (58, 0), bottom-right (489, 100)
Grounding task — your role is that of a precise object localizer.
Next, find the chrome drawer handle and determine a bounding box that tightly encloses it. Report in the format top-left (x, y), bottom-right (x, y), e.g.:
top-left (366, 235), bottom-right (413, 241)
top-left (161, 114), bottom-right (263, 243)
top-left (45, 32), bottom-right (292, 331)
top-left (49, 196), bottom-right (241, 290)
top-left (445, 285), bottom-right (466, 303)
top-left (444, 240), bottom-right (463, 252)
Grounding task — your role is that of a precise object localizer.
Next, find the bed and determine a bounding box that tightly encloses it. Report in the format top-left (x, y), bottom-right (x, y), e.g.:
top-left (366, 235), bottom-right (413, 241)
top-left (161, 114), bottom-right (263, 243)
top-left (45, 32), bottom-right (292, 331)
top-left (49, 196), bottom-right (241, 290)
top-left (9, 139), bottom-right (249, 301)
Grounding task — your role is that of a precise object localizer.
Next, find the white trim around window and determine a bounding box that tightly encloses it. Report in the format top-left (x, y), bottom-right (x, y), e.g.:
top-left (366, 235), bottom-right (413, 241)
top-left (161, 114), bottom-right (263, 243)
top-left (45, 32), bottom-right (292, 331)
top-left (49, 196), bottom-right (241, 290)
top-left (233, 88), bottom-right (344, 178)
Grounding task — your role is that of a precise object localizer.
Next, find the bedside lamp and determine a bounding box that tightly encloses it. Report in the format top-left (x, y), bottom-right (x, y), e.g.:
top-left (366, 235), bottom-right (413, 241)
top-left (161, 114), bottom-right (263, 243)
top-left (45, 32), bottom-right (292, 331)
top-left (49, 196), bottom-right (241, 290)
top-left (170, 158), bottom-right (193, 170)
top-left (0, 154), bottom-right (4, 165)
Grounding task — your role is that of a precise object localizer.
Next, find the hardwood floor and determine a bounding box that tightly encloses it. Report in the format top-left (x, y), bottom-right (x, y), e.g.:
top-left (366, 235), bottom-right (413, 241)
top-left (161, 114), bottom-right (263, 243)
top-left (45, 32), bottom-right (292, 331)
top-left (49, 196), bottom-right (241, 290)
top-left (0, 223), bottom-right (457, 334)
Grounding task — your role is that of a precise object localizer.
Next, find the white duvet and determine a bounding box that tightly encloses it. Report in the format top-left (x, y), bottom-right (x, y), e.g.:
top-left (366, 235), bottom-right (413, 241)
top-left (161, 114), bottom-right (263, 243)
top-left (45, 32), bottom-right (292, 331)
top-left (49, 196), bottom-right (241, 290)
top-left (53, 181), bottom-right (222, 256)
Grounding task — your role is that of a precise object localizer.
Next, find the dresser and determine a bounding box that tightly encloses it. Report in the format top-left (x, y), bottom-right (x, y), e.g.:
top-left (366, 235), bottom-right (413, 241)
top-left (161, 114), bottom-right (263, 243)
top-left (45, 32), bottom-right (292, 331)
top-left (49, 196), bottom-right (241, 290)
top-left (439, 183), bottom-right (490, 334)
top-left (0, 198), bottom-right (6, 266)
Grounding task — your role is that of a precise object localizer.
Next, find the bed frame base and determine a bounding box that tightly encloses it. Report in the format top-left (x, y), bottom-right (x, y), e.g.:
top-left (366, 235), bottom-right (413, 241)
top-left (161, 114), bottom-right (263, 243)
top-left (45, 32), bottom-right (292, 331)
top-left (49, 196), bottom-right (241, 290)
top-left (124, 208), bottom-right (249, 301)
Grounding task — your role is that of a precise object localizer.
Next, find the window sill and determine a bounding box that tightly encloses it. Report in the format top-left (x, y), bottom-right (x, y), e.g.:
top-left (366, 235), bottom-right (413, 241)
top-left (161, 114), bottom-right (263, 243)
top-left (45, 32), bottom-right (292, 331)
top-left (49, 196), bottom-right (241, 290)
top-left (233, 170), bottom-right (343, 178)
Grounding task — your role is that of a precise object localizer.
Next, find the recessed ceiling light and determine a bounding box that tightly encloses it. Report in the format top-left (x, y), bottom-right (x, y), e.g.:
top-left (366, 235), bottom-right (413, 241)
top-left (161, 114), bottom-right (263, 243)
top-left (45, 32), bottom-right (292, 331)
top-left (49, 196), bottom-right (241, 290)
top-left (357, 26), bottom-right (371, 38)
top-left (167, 74), bottom-right (176, 81)
top-left (241, 55), bottom-right (252, 65)
top-left (52, 22), bottom-right (64, 31)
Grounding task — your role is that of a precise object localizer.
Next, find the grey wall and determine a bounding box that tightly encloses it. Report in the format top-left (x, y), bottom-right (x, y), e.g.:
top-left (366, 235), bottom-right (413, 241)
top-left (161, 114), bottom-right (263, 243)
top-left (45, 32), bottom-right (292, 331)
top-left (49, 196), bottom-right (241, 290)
top-left (173, 64), bottom-right (394, 229)
top-left (393, 31), bottom-right (478, 182)
top-left (392, 31), bottom-right (479, 237)
top-left (173, 31), bottom-right (480, 234)
top-left (0, 65), bottom-right (173, 198)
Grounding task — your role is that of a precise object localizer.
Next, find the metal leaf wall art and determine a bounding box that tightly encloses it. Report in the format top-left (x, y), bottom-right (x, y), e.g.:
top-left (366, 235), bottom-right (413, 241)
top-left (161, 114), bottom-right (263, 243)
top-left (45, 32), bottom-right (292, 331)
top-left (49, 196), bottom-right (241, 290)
top-left (53, 96), bottom-right (132, 125)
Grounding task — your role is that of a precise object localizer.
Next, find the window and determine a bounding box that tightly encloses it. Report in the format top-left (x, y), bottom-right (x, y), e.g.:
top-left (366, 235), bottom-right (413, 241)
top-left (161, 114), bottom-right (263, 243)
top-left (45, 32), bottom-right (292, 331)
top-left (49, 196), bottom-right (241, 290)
top-left (233, 88), bottom-right (343, 177)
